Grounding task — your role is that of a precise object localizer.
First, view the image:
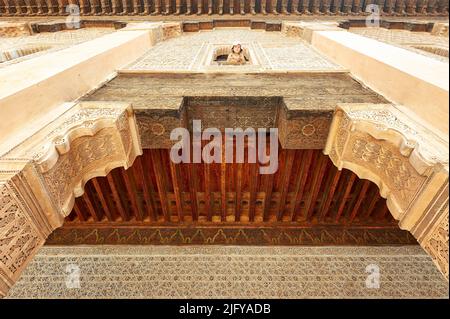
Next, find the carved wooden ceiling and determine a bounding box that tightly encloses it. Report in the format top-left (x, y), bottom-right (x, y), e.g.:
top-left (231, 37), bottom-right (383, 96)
top-left (47, 148), bottom-right (417, 245)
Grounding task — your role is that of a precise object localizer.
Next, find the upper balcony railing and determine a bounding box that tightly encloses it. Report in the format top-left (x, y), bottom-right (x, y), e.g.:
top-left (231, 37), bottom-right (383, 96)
top-left (0, 0), bottom-right (448, 17)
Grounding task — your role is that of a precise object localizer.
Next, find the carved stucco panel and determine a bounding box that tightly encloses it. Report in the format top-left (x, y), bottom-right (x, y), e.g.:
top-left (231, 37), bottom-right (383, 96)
top-left (344, 132), bottom-right (427, 215)
top-left (411, 179), bottom-right (449, 280)
top-left (324, 103), bottom-right (449, 279)
top-left (41, 129), bottom-right (125, 216)
top-left (0, 183), bottom-right (44, 296)
top-left (117, 112), bottom-right (134, 158)
top-left (422, 210), bottom-right (449, 280)
top-left (0, 101), bottom-right (142, 296)
top-left (325, 104), bottom-right (448, 221)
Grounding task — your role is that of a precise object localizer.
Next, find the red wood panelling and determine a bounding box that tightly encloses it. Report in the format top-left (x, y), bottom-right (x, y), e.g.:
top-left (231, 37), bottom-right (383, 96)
top-left (65, 147), bottom-right (396, 227)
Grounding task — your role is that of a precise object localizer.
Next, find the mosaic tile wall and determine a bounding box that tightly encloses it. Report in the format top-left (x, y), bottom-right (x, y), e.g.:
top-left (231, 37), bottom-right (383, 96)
top-left (6, 246), bottom-right (449, 299)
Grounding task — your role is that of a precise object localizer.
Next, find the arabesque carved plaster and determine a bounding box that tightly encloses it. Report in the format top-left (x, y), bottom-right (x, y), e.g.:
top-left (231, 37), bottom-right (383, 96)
top-left (0, 101), bottom-right (142, 296)
top-left (324, 103), bottom-right (449, 279)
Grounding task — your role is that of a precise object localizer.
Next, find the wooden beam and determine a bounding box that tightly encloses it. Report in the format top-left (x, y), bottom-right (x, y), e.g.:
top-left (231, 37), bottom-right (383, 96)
top-left (262, 174), bottom-right (274, 222)
top-left (220, 148), bottom-right (227, 222)
top-left (335, 173), bottom-right (357, 223)
top-left (91, 178), bottom-right (114, 222)
top-left (121, 168), bottom-right (145, 221)
top-left (135, 156), bottom-right (158, 222)
top-left (276, 150), bottom-right (294, 221)
top-left (348, 180), bottom-right (371, 223)
top-left (344, 178), bottom-right (363, 220)
top-left (106, 172), bottom-right (129, 221)
top-left (261, 139), bottom-right (275, 222)
top-left (291, 150), bottom-right (314, 221)
top-left (248, 161), bottom-right (258, 222)
top-left (377, 203), bottom-right (390, 221)
top-left (113, 169), bottom-right (132, 219)
top-left (204, 162), bottom-right (213, 221)
top-left (362, 187), bottom-right (381, 220)
top-left (187, 163), bottom-right (199, 221)
top-left (73, 201), bottom-right (87, 222)
top-left (317, 168), bottom-right (342, 222)
top-left (235, 162), bottom-right (243, 222)
top-left (305, 155), bottom-right (328, 221)
top-left (151, 150), bottom-right (171, 222)
top-left (81, 188), bottom-right (102, 222)
top-left (169, 160), bottom-right (184, 222)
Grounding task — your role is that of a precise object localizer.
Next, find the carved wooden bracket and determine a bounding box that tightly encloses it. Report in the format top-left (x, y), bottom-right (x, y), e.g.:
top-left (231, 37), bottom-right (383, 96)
top-left (0, 102), bottom-right (142, 296)
top-left (324, 103), bottom-right (449, 279)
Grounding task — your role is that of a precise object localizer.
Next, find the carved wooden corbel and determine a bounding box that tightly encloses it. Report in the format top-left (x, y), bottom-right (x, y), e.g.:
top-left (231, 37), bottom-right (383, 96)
top-left (324, 103), bottom-right (449, 279)
top-left (0, 102), bottom-right (142, 297)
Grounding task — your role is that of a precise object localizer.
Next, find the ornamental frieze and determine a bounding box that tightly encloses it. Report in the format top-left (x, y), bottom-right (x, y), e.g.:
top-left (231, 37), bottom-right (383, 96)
top-left (45, 225), bottom-right (417, 246)
top-left (135, 96), bottom-right (334, 149)
top-left (0, 101), bottom-right (142, 296)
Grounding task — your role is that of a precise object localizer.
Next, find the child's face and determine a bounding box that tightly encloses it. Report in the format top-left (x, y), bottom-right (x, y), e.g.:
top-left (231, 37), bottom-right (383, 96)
top-left (233, 45), bottom-right (241, 54)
